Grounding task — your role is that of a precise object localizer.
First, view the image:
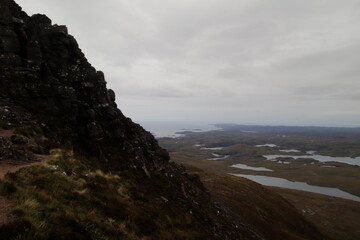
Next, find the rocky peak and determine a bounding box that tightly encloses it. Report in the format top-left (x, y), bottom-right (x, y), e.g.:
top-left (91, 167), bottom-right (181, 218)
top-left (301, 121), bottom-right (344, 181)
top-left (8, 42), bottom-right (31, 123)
top-left (0, 0), bottom-right (169, 170)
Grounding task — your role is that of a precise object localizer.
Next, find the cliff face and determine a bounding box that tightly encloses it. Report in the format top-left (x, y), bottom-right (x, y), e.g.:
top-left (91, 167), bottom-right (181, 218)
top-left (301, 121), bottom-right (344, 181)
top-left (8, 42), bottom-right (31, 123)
top-left (0, 1), bottom-right (264, 239)
top-left (0, 0), bottom-right (168, 171)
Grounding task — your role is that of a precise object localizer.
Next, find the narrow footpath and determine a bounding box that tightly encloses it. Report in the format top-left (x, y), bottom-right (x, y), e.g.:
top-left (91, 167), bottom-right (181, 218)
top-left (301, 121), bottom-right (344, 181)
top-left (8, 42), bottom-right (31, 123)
top-left (0, 129), bottom-right (50, 226)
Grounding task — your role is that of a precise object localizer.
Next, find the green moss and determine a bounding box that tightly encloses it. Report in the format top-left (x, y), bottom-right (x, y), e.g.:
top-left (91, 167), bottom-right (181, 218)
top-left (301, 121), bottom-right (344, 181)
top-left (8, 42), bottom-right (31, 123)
top-left (13, 123), bottom-right (57, 154)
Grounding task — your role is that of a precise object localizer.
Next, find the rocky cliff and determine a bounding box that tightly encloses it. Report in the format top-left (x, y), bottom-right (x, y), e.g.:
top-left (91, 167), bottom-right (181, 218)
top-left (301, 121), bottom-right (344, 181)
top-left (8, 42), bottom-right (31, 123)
top-left (0, 0), bottom-right (169, 171)
top-left (0, 0), bottom-right (264, 239)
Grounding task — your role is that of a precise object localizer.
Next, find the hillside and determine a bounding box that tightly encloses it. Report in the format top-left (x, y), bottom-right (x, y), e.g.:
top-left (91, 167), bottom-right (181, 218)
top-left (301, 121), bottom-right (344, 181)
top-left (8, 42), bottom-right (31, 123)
top-left (0, 0), bottom-right (328, 239)
top-left (159, 128), bottom-right (360, 240)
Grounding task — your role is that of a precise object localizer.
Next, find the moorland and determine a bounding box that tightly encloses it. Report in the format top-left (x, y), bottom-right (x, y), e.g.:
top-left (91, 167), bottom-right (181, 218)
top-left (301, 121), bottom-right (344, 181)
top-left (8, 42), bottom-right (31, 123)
top-left (159, 125), bottom-right (360, 240)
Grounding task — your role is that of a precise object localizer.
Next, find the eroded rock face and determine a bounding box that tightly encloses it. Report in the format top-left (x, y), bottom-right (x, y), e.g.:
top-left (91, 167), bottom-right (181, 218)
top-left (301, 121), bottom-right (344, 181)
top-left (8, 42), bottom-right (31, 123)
top-left (0, 0), bottom-right (169, 170)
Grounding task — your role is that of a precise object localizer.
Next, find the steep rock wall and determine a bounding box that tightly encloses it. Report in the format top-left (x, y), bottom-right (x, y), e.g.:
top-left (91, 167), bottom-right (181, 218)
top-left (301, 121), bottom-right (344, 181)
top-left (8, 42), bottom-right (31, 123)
top-left (0, 0), bottom-right (169, 170)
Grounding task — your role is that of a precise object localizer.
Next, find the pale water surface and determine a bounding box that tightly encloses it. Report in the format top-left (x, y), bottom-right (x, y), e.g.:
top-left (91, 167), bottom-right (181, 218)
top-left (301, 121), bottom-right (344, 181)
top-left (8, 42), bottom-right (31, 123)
top-left (264, 154), bottom-right (360, 166)
top-left (279, 149), bottom-right (301, 153)
top-left (231, 164), bottom-right (273, 172)
top-left (208, 154), bottom-right (229, 161)
top-left (139, 121), bottom-right (220, 138)
top-left (255, 144), bottom-right (278, 148)
top-left (231, 174), bottom-right (360, 202)
top-left (201, 147), bottom-right (224, 150)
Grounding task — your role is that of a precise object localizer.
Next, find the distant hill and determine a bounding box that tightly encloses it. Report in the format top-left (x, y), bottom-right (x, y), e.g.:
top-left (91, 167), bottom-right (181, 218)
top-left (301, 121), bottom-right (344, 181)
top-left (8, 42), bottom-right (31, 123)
top-left (217, 124), bottom-right (360, 136)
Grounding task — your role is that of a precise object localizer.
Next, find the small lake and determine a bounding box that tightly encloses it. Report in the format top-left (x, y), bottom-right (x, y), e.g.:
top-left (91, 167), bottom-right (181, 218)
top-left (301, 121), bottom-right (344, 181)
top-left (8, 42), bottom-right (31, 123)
top-left (255, 143), bottom-right (278, 148)
top-left (231, 164), bottom-right (273, 172)
top-left (201, 147), bottom-right (224, 150)
top-left (231, 174), bottom-right (360, 202)
top-left (279, 149), bottom-right (301, 153)
top-left (208, 153), bottom-right (229, 161)
top-left (193, 144), bottom-right (205, 147)
top-left (263, 154), bottom-right (360, 167)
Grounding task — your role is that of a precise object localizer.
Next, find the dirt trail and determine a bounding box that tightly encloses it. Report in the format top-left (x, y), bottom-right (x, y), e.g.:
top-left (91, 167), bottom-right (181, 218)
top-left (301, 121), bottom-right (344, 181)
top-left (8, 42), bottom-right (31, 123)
top-left (0, 129), bottom-right (14, 138)
top-left (1, 161), bottom-right (37, 178)
top-left (0, 154), bottom-right (51, 178)
top-left (0, 154), bottom-right (50, 227)
top-left (0, 129), bottom-right (51, 226)
top-left (0, 128), bottom-right (51, 178)
top-left (0, 155), bottom-right (50, 228)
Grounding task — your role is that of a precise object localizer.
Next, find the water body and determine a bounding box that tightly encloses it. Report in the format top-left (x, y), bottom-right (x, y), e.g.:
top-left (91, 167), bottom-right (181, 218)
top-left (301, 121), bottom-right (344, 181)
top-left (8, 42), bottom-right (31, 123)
top-left (274, 160), bottom-right (291, 164)
top-left (139, 121), bottom-right (220, 138)
top-left (193, 144), bottom-right (205, 147)
top-left (208, 154), bottom-right (229, 161)
top-left (199, 147), bottom-right (228, 159)
top-left (264, 154), bottom-right (360, 166)
top-left (279, 149), bottom-right (301, 153)
top-left (255, 144), bottom-right (278, 148)
top-left (211, 153), bottom-right (222, 157)
top-left (231, 174), bottom-right (360, 202)
top-left (231, 164), bottom-right (273, 172)
top-left (201, 147), bottom-right (224, 150)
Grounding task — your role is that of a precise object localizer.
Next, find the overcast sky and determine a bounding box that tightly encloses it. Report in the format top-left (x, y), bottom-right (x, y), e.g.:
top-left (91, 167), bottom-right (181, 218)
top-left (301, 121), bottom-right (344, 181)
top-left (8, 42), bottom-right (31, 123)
top-left (16, 0), bottom-right (360, 127)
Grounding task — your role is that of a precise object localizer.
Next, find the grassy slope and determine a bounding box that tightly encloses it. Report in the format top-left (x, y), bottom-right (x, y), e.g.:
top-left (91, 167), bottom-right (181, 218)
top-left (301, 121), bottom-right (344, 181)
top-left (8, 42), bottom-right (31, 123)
top-left (0, 150), bottom-right (216, 240)
top-left (182, 164), bottom-right (328, 240)
top-left (271, 187), bottom-right (360, 240)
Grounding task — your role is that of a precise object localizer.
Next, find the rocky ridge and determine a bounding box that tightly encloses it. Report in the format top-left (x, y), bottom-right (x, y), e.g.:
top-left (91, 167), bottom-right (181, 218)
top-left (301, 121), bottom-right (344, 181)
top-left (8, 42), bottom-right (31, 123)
top-left (0, 0), bottom-right (170, 171)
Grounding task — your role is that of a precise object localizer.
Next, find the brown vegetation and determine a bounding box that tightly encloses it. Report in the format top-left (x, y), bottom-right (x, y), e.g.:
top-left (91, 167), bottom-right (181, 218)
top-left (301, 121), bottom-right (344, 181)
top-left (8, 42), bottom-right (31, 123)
top-left (160, 130), bottom-right (360, 240)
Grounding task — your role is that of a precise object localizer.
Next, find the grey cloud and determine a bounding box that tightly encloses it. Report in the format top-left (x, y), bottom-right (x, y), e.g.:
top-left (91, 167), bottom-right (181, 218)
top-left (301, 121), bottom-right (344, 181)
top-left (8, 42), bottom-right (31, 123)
top-left (118, 86), bottom-right (193, 98)
top-left (16, 0), bottom-right (360, 126)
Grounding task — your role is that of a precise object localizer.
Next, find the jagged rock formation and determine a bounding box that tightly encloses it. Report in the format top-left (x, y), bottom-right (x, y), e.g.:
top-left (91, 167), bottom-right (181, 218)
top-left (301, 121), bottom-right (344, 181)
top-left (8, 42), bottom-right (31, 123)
top-left (0, 0), bottom-right (169, 171)
top-left (0, 0), bottom-right (266, 239)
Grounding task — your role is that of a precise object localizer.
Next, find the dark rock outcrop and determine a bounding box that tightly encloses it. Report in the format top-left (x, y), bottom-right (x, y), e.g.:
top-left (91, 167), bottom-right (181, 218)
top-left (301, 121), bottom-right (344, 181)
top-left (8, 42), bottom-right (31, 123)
top-left (0, 0), bottom-right (169, 171)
